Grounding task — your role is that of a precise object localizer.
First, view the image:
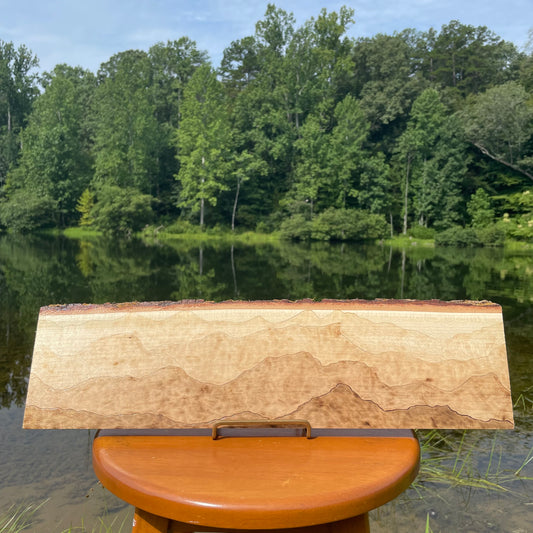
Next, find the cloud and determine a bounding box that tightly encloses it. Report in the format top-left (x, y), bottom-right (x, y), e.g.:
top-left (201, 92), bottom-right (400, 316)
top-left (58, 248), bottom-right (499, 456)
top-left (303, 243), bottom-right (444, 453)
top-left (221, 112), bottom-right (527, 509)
top-left (1, 0), bottom-right (529, 74)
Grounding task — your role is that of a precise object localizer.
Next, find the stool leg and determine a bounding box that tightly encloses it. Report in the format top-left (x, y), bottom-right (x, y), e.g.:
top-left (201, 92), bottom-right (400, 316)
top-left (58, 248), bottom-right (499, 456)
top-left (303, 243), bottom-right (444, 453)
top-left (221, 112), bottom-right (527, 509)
top-left (132, 507), bottom-right (170, 533)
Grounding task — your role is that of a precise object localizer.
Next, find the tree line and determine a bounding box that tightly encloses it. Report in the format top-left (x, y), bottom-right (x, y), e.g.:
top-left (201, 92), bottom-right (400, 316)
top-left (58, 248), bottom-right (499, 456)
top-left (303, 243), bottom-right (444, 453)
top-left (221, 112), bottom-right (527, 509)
top-left (1, 5), bottom-right (532, 241)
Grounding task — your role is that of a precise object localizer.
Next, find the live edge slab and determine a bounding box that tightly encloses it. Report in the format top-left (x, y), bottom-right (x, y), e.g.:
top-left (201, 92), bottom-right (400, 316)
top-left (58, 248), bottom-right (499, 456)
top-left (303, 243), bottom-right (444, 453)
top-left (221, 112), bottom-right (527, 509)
top-left (23, 299), bottom-right (514, 430)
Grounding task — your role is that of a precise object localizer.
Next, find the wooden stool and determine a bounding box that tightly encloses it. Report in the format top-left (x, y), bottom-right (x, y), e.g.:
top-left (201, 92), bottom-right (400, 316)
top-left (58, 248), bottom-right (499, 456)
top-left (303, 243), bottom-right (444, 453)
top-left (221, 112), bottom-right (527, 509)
top-left (92, 429), bottom-right (420, 533)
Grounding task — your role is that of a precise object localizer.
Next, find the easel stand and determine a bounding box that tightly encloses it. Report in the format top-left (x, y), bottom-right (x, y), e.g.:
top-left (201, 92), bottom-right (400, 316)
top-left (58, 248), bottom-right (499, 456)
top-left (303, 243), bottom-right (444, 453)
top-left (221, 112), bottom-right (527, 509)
top-left (92, 427), bottom-right (420, 533)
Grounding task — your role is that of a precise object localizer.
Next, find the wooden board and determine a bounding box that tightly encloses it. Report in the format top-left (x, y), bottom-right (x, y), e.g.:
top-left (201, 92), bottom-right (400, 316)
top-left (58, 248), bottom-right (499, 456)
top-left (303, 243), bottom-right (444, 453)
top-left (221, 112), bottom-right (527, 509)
top-left (23, 299), bottom-right (514, 429)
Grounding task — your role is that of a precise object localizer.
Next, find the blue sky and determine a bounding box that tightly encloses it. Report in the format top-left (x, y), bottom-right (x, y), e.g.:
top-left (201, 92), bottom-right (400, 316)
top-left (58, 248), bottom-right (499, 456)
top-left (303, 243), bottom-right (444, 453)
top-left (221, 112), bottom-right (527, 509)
top-left (1, 0), bottom-right (531, 74)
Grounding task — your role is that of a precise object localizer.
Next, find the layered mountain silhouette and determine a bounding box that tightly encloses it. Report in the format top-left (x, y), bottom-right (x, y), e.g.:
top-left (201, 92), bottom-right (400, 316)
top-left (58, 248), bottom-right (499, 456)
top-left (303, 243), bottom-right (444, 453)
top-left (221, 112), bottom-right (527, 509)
top-left (25, 350), bottom-right (513, 429)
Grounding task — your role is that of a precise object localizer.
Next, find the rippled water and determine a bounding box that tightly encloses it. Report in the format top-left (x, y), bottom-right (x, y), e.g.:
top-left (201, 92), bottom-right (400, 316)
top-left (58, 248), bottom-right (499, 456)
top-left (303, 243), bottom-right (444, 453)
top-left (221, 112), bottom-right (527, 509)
top-left (0, 234), bottom-right (531, 532)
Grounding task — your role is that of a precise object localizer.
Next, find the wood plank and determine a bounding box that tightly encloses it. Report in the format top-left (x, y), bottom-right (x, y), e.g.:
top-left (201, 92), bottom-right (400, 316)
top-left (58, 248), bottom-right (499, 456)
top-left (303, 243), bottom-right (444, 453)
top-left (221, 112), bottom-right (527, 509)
top-left (23, 299), bottom-right (514, 429)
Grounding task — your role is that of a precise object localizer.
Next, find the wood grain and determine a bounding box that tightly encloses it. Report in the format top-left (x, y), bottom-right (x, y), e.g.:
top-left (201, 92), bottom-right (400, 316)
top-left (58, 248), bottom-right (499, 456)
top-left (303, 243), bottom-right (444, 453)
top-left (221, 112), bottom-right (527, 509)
top-left (93, 433), bottom-right (417, 529)
top-left (23, 299), bottom-right (514, 429)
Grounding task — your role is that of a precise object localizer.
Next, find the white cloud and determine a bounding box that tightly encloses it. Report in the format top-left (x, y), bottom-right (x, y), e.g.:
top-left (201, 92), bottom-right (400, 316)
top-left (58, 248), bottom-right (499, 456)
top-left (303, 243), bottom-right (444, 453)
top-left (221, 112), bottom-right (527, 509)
top-left (0, 0), bottom-right (529, 73)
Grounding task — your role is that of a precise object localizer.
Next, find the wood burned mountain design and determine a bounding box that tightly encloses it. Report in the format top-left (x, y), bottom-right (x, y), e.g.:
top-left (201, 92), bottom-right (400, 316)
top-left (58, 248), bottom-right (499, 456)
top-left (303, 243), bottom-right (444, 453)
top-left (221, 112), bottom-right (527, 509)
top-left (23, 300), bottom-right (514, 429)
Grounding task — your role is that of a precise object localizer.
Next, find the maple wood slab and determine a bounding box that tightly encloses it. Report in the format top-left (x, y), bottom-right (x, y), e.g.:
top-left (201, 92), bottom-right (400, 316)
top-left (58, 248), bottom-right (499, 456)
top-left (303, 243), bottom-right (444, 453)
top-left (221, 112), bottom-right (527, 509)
top-left (92, 430), bottom-right (420, 531)
top-left (24, 299), bottom-right (514, 430)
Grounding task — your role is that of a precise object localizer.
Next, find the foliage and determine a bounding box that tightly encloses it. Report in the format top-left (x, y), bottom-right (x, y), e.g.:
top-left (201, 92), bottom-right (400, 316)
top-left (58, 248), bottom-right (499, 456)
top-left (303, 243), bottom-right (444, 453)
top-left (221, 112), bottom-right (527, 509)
top-left (501, 212), bottom-right (533, 240)
top-left (435, 226), bottom-right (480, 247)
top-left (435, 224), bottom-right (505, 247)
top-left (3, 64), bottom-right (95, 227)
top-left (475, 224), bottom-right (506, 246)
top-left (175, 64), bottom-right (231, 227)
top-left (164, 218), bottom-right (201, 234)
top-left (92, 51), bottom-right (161, 193)
top-left (0, 40), bottom-right (39, 187)
top-left (467, 188), bottom-right (494, 227)
top-left (279, 214), bottom-right (313, 241)
top-left (0, 189), bottom-right (56, 232)
top-left (281, 208), bottom-right (388, 242)
top-left (409, 225), bottom-right (436, 239)
top-left (0, 10), bottom-right (531, 242)
top-left (91, 186), bottom-right (154, 236)
top-left (462, 81), bottom-right (533, 181)
top-left (0, 500), bottom-right (48, 532)
top-left (76, 189), bottom-right (95, 226)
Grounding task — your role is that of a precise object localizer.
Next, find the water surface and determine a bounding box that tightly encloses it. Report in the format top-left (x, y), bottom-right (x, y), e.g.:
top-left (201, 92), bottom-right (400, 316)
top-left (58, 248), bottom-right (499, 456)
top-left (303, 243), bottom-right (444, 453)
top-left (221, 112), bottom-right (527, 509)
top-left (0, 234), bottom-right (531, 532)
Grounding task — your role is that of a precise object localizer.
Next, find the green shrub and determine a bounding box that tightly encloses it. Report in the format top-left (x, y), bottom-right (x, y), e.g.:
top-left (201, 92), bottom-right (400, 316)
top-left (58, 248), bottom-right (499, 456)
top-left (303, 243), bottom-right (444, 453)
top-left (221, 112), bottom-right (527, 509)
top-left (311, 208), bottom-right (387, 241)
top-left (435, 226), bottom-right (479, 246)
top-left (500, 213), bottom-right (533, 240)
top-left (91, 186), bottom-right (154, 236)
top-left (280, 214), bottom-right (313, 240)
top-left (0, 190), bottom-right (57, 232)
top-left (408, 226), bottom-right (436, 239)
top-left (281, 208), bottom-right (387, 242)
top-left (475, 224), bottom-right (505, 246)
top-left (165, 219), bottom-right (200, 234)
top-left (435, 224), bottom-right (505, 247)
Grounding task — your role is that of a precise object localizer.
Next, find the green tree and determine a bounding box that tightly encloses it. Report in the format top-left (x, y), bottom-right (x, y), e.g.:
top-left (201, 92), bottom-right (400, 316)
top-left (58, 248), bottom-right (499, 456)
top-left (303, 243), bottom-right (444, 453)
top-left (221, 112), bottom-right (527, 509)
top-left (286, 112), bottom-right (330, 217)
top-left (352, 31), bottom-right (425, 145)
top-left (148, 39), bottom-right (207, 214)
top-left (227, 146), bottom-right (268, 231)
top-left (467, 188), bottom-right (494, 227)
top-left (3, 64), bottom-right (95, 227)
top-left (284, 6), bottom-right (355, 130)
top-left (396, 128), bottom-right (422, 234)
top-left (420, 21), bottom-right (519, 96)
top-left (220, 36), bottom-right (260, 96)
top-left (92, 50), bottom-right (162, 194)
top-left (175, 64), bottom-right (231, 227)
top-left (396, 88), bottom-right (466, 232)
top-left (76, 188), bottom-right (95, 226)
top-left (0, 40), bottom-right (39, 187)
top-left (149, 38), bottom-right (207, 127)
top-left (327, 95), bottom-right (370, 208)
top-left (409, 88), bottom-right (446, 227)
top-left (462, 81), bottom-right (533, 182)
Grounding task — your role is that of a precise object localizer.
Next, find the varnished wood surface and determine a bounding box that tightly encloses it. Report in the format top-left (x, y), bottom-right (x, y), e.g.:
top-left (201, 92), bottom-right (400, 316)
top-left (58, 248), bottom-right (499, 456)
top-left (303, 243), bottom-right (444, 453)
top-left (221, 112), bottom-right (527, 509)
top-left (24, 299), bottom-right (513, 429)
top-left (132, 508), bottom-right (370, 533)
top-left (93, 433), bottom-right (419, 530)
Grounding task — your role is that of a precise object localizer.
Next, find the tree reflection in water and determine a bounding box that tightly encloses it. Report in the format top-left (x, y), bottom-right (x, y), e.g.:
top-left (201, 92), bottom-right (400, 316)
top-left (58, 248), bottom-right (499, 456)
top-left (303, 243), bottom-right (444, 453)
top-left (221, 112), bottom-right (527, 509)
top-left (0, 233), bottom-right (531, 531)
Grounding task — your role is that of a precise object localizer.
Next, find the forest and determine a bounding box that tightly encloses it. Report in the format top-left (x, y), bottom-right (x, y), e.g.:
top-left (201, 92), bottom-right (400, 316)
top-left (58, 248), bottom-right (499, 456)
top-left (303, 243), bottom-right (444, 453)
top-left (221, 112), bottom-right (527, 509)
top-left (1, 4), bottom-right (532, 243)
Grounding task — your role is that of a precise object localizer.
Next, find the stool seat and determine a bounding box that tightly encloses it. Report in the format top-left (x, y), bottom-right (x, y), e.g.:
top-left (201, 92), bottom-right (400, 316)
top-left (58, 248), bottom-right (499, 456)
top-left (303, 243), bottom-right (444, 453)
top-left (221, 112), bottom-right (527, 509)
top-left (93, 431), bottom-right (419, 531)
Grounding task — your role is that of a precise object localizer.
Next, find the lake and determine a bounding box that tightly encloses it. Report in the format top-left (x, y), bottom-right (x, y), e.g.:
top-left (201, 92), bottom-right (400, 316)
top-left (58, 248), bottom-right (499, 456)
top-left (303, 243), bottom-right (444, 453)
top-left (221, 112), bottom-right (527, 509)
top-left (0, 234), bottom-right (531, 532)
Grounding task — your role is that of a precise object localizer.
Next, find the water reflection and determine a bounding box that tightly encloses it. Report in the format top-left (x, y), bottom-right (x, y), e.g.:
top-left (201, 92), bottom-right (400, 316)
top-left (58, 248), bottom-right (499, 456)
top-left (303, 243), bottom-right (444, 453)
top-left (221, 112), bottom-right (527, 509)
top-left (0, 234), bottom-right (531, 532)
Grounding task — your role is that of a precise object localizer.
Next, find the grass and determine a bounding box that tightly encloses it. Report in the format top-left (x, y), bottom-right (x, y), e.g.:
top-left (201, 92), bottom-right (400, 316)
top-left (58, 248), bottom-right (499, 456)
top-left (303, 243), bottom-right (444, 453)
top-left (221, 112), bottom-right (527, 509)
top-left (503, 238), bottom-right (533, 251)
top-left (62, 227), bottom-right (103, 239)
top-left (415, 429), bottom-right (533, 495)
top-left (43, 224), bottom-right (533, 253)
top-left (425, 514), bottom-right (434, 533)
top-left (0, 500), bottom-right (48, 532)
top-left (154, 228), bottom-right (281, 245)
top-left (59, 513), bottom-right (130, 533)
top-left (0, 500), bottom-right (130, 533)
top-left (384, 235), bottom-right (435, 248)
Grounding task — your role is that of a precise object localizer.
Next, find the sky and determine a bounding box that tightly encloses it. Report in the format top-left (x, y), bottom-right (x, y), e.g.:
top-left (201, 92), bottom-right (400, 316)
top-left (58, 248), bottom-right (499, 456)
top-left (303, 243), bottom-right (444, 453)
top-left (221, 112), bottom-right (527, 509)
top-left (1, 0), bottom-right (531, 75)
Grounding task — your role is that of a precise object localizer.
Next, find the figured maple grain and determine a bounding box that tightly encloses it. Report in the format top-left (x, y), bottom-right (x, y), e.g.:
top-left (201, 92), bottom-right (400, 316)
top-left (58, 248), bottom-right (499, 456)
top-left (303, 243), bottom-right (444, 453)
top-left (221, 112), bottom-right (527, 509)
top-left (23, 299), bottom-right (513, 429)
